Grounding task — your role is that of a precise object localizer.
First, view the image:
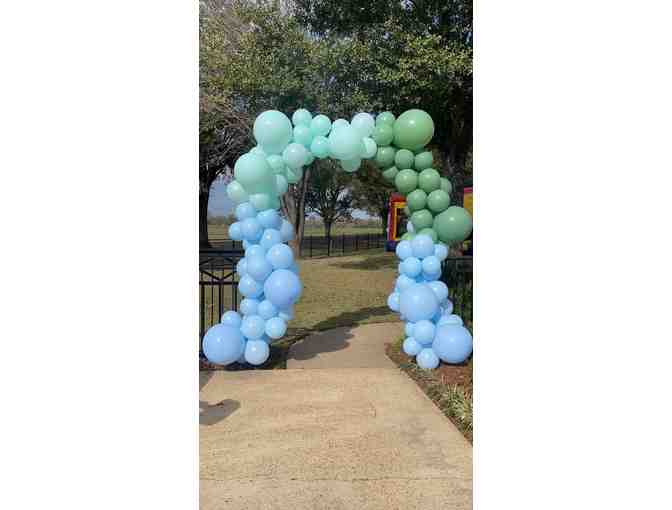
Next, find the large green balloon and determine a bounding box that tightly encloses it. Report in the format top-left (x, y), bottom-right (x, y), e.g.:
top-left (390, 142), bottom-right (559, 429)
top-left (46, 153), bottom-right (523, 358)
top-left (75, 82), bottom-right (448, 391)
top-left (234, 153), bottom-right (275, 194)
top-left (371, 124), bottom-right (394, 146)
top-left (393, 109), bottom-right (435, 150)
top-left (226, 180), bottom-right (248, 204)
top-left (433, 206), bottom-right (473, 244)
top-left (427, 189), bottom-right (451, 213)
top-left (414, 151), bottom-right (433, 171)
top-left (395, 149), bottom-right (415, 170)
top-left (418, 168), bottom-right (441, 194)
top-left (394, 169), bottom-right (418, 195)
top-left (375, 146), bottom-right (396, 168)
top-left (411, 209), bottom-right (434, 231)
top-left (406, 189), bottom-right (427, 212)
top-left (440, 177), bottom-right (453, 194)
top-left (376, 111), bottom-right (396, 126)
top-left (253, 110), bottom-right (293, 154)
top-left (329, 125), bottom-right (362, 160)
top-left (382, 166), bottom-right (399, 182)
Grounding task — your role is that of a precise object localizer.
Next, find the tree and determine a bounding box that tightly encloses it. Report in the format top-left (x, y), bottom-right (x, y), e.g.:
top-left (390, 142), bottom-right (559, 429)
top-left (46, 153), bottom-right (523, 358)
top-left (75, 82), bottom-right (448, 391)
top-left (350, 161), bottom-right (394, 236)
top-left (304, 160), bottom-right (353, 242)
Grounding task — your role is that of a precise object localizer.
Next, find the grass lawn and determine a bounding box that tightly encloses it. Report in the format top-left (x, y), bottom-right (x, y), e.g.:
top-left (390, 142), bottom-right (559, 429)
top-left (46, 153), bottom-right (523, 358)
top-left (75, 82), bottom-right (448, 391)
top-left (207, 223), bottom-right (384, 239)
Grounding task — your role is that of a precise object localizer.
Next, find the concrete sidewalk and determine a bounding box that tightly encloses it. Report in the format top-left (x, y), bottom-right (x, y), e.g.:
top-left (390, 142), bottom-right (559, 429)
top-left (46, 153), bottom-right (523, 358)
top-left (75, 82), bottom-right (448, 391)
top-left (287, 322), bottom-right (404, 369)
top-left (200, 368), bottom-right (472, 509)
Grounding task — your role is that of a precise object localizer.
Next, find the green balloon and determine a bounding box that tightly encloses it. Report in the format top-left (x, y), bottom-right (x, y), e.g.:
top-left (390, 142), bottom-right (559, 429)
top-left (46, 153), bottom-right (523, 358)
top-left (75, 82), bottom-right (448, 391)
top-left (376, 111), bottom-right (396, 126)
top-left (440, 177), bottom-right (453, 194)
top-left (433, 206), bottom-right (473, 244)
top-left (286, 166), bottom-right (303, 184)
top-left (401, 232), bottom-right (415, 241)
top-left (394, 169), bottom-right (418, 195)
top-left (406, 189), bottom-right (428, 212)
top-left (418, 227), bottom-right (438, 243)
top-left (403, 206), bottom-right (411, 216)
top-left (375, 146), bottom-right (396, 168)
top-left (226, 180), bottom-right (248, 204)
top-left (234, 152), bottom-right (275, 194)
top-left (418, 168), bottom-right (441, 194)
top-left (411, 209), bottom-right (434, 231)
top-left (372, 124), bottom-right (394, 146)
top-left (414, 151), bottom-right (433, 171)
top-left (392, 109), bottom-right (435, 150)
top-left (395, 149), bottom-right (415, 170)
top-left (427, 189), bottom-right (451, 213)
top-left (249, 192), bottom-right (273, 211)
top-left (382, 166), bottom-right (399, 182)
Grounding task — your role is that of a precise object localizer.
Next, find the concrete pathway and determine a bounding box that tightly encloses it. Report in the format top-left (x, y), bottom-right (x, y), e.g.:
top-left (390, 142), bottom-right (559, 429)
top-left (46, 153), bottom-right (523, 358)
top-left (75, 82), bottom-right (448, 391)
top-left (287, 322), bottom-right (404, 369)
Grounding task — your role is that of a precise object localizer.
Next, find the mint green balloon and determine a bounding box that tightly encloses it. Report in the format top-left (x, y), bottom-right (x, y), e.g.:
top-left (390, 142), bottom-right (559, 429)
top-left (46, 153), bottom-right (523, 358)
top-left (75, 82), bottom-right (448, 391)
top-left (414, 151), bottom-right (433, 171)
top-left (382, 166), bottom-right (398, 182)
top-left (418, 227), bottom-right (438, 243)
top-left (427, 189), bottom-right (451, 213)
top-left (440, 177), bottom-right (453, 194)
top-left (371, 124), bottom-right (394, 146)
top-left (310, 114), bottom-right (332, 136)
top-left (375, 146), bottom-right (396, 168)
top-left (376, 111), bottom-right (396, 126)
top-left (250, 146), bottom-right (267, 156)
top-left (351, 112), bottom-right (375, 138)
top-left (332, 118), bottom-right (349, 131)
top-left (361, 137), bottom-right (377, 159)
top-left (249, 193), bottom-right (273, 211)
top-left (254, 110), bottom-right (292, 154)
top-left (328, 125), bottom-right (361, 160)
top-left (411, 209), bottom-right (434, 231)
top-left (292, 108), bottom-right (312, 127)
top-left (305, 152), bottom-right (315, 166)
top-left (267, 154), bottom-right (285, 175)
top-left (286, 166), bottom-right (304, 184)
top-left (310, 136), bottom-right (330, 159)
top-left (234, 153), bottom-right (275, 194)
top-left (341, 157), bottom-right (361, 173)
top-left (283, 143), bottom-right (308, 169)
top-left (418, 168), bottom-right (441, 193)
top-left (406, 189), bottom-right (427, 212)
top-left (226, 180), bottom-right (248, 204)
top-left (394, 169), bottom-right (418, 195)
top-left (401, 232), bottom-right (415, 241)
top-left (293, 124), bottom-right (313, 146)
top-left (393, 109), bottom-right (435, 151)
top-left (275, 174), bottom-right (289, 195)
top-left (395, 149), bottom-right (415, 169)
top-left (433, 206), bottom-right (473, 244)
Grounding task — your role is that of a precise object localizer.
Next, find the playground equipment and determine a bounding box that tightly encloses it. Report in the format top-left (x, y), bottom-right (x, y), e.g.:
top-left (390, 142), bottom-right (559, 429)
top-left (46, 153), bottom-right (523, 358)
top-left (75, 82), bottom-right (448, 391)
top-left (202, 109), bottom-right (473, 369)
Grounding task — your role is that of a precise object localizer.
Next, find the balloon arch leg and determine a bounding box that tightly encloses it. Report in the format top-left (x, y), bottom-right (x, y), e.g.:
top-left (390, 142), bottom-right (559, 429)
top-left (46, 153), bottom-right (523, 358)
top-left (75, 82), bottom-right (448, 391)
top-left (202, 109), bottom-right (473, 370)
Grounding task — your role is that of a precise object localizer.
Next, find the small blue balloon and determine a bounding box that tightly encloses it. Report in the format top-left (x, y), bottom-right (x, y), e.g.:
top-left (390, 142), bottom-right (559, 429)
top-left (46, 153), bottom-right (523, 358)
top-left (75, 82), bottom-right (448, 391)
top-left (396, 274), bottom-right (416, 293)
top-left (417, 348), bottom-right (440, 369)
top-left (236, 258), bottom-right (247, 278)
top-left (421, 255), bottom-right (441, 275)
top-left (405, 321), bottom-right (416, 337)
top-left (266, 243), bottom-right (294, 269)
top-left (432, 325), bottom-right (473, 364)
top-left (244, 340), bottom-right (270, 365)
top-left (422, 268), bottom-right (442, 282)
top-left (239, 298), bottom-right (260, 316)
top-left (245, 244), bottom-right (266, 258)
top-left (434, 243), bottom-right (449, 261)
top-left (401, 257), bottom-right (422, 278)
top-left (235, 202), bottom-right (257, 221)
top-left (280, 219), bottom-right (295, 242)
top-left (242, 240), bottom-right (250, 250)
top-left (438, 313), bottom-right (463, 327)
top-left (202, 324), bottom-right (245, 365)
top-left (220, 310), bottom-right (242, 328)
top-left (395, 240), bottom-right (413, 260)
top-left (399, 283), bottom-right (439, 322)
top-left (238, 275), bottom-right (264, 298)
top-left (263, 269), bottom-right (302, 309)
top-left (387, 292), bottom-right (400, 312)
top-left (228, 222), bottom-right (243, 241)
top-left (265, 316), bottom-right (287, 339)
top-left (403, 337), bottom-right (422, 356)
top-left (246, 253), bottom-right (273, 282)
top-left (241, 315), bottom-right (266, 340)
top-left (411, 234), bottom-right (435, 259)
top-left (428, 281), bottom-right (449, 303)
top-left (257, 300), bottom-right (278, 320)
top-left (260, 228), bottom-right (283, 251)
top-left (278, 306), bottom-right (294, 321)
top-left (414, 319), bottom-right (436, 345)
top-left (241, 218), bottom-right (263, 242)
top-left (257, 209), bottom-right (282, 230)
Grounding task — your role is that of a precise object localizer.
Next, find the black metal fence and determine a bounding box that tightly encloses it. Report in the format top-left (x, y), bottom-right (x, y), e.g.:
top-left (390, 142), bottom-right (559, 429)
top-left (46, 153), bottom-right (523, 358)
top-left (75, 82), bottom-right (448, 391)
top-left (440, 256), bottom-right (473, 329)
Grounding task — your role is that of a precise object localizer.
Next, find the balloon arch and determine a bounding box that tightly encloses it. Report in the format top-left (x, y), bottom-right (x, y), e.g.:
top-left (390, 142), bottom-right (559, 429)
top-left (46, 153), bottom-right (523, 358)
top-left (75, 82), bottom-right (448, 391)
top-left (202, 108), bottom-right (473, 370)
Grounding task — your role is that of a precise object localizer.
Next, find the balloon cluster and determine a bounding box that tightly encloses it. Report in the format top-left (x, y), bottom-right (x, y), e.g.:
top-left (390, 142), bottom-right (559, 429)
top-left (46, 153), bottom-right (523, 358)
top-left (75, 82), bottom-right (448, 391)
top-left (387, 234), bottom-right (473, 369)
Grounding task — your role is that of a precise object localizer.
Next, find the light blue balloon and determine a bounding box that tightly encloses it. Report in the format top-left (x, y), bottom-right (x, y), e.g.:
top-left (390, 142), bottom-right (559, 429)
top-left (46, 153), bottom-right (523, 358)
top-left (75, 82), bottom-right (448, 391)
top-left (283, 142), bottom-right (308, 169)
top-left (310, 114), bottom-right (331, 136)
top-left (403, 337), bottom-right (422, 356)
top-left (422, 268), bottom-right (442, 282)
top-left (248, 193), bottom-right (274, 212)
top-left (387, 291), bottom-right (400, 312)
top-left (438, 313), bottom-right (463, 327)
top-left (432, 325), bottom-right (473, 364)
top-left (421, 255), bottom-right (441, 275)
top-left (280, 219), bottom-right (295, 242)
top-left (228, 222), bottom-right (243, 241)
top-left (341, 157), bottom-right (361, 173)
top-left (405, 321), bottom-right (416, 337)
top-left (396, 274), bottom-right (416, 293)
top-left (253, 110), bottom-right (292, 155)
top-left (257, 300), bottom-right (278, 320)
top-left (411, 234), bottom-right (434, 259)
top-left (278, 306), bottom-right (294, 321)
top-left (266, 243), bottom-right (294, 269)
top-left (417, 348), bottom-right (440, 369)
top-left (246, 254), bottom-right (273, 282)
top-left (263, 269), bottom-right (302, 309)
top-left (236, 258), bottom-right (247, 278)
top-left (245, 244), bottom-right (266, 259)
top-left (220, 310), bottom-right (242, 328)
top-left (328, 125), bottom-right (361, 160)
top-left (443, 300), bottom-right (454, 315)
top-left (257, 209), bottom-right (281, 230)
top-left (202, 324), bottom-right (245, 365)
top-left (242, 240), bottom-right (250, 250)
top-left (244, 339), bottom-right (270, 365)
top-left (239, 298), bottom-right (260, 316)
top-left (401, 257), bottom-right (422, 278)
top-left (235, 202), bottom-right (257, 221)
top-left (399, 283), bottom-right (439, 322)
top-left (395, 240), bottom-right (413, 260)
top-left (265, 316), bottom-right (287, 339)
top-left (413, 320), bottom-right (436, 345)
top-left (428, 281), bottom-right (449, 303)
top-left (292, 108), bottom-right (312, 127)
top-left (240, 217), bottom-right (262, 242)
top-left (434, 243), bottom-right (449, 261)
top-left (293, 124), bottom-right (313, 146)
top-left (241, 314), bottom-right (266, 340)
top-left (238, 275), bottom-right (264, 298)
top-left (260, 228), bottom-right (283, 252)
top-left (310, 136), bottom-right (330, 159)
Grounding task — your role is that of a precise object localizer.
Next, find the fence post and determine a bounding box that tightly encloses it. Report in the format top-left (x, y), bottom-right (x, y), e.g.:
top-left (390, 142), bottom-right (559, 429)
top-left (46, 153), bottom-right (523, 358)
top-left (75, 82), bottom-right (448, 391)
top-left (342, 234), bottom-right (345, 255)
top-left (355, 234), bottom-right (358, 251)
top-left (309, 235), bottom-right (313, 257)
top-left (327, 235), bottom-right (331, 257)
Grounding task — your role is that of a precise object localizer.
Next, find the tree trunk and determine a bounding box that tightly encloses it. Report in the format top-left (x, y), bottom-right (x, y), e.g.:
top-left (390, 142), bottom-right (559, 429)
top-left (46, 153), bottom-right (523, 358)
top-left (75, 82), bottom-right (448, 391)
top-left (379, 206), bottom-right (389, 236)
top-left (324, 219), bottom-right (333, 246)
top-left (199, 183), bottom-right (211, 249)
top-left (280, 168), bottom-right (311, 257)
